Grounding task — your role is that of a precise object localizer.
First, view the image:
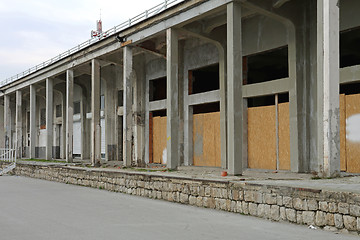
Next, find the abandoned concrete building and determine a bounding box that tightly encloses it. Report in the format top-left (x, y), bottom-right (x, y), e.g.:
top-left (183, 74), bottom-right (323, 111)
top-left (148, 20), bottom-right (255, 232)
top-left (0, 0), bottom-right (359, 177)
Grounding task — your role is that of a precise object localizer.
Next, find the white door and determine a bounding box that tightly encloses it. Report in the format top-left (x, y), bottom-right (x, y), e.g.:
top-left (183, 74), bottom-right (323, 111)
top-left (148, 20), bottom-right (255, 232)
top-left (73, 121), bottom-right (82, 155)
top-left (101, 118), bottom-right (105, 157)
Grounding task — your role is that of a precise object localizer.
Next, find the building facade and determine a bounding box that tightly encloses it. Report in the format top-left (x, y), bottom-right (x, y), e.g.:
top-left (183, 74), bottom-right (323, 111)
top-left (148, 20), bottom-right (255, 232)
top-left (1, 0), bottom-right (359, 177)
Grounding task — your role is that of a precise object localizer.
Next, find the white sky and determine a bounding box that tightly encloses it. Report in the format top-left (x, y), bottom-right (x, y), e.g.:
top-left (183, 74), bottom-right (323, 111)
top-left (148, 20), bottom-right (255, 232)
top-left (0, 0), bottom-right (161, 80)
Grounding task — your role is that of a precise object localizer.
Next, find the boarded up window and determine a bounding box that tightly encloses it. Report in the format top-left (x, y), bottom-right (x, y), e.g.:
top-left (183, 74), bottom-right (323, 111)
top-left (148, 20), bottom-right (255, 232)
top-left (56, 104), bottom-right (62, 117)
top-left (40, 108), bottom-right (46, 129)
top-left (339, 93), bottom-right (360, 173)
top-left (193, 111), bottom-right (221, 167)
top-left (74, 101), bottom-right (80, 114)
top-left (247, 94), bottom-right (290, 170)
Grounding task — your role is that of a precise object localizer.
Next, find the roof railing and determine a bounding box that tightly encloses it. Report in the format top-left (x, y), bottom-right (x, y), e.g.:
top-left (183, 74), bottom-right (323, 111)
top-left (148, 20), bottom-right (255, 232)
top-left (0, 0), bottom-right (183, 87)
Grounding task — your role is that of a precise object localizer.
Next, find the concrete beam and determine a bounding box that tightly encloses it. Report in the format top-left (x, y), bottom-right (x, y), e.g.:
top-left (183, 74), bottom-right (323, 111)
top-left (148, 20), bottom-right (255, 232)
top-left (46, 78), bottom-right (53, 160)
top-left (317, 0), bottom-right (340, 177)
top-left (66, 70), bottom-right (74, 163)
top-left (242, 78), bottom-right (290, 98)
top-left (15, 91), bottom-right (22, 158)
top-left (227, 1), bottom-right (243, 175)
top-left (149, 100), bottom-right (167, 111)
top-left (166, 28), bottom-right (179, 170)
top-left (340, 65), bottom-right (360, 84)
top-left (4, 95), bottom-right (11, 149)
top-left (123, 47), bottom-right (133, 167)
top-left (91, 59), bottom-right (101, 166)
top-left (30, 85), bottom-right (36, 158)
top-left (188, 90), bottom-right (220, 106)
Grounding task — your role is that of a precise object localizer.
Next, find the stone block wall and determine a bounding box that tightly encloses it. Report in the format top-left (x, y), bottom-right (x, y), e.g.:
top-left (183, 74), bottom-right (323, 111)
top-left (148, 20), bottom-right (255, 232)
top-left (5, 163), bottom-right (360, 235)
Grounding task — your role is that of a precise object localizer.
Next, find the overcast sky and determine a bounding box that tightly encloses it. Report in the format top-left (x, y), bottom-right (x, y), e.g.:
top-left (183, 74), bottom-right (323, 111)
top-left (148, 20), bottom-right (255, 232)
top-left (0, 0), bottom-right (162, 80)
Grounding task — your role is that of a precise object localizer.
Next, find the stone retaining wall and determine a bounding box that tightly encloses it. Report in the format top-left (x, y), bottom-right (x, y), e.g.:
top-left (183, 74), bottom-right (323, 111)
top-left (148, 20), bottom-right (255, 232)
top-left (6, 163), bottom-right (360, 235)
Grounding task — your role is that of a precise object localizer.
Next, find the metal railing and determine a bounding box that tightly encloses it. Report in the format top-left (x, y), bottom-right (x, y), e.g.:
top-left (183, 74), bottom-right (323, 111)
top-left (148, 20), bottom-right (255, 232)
top-left (0, 148), bottom-right (17, 163)
top-left (0, 0), bottom-right (184, 88)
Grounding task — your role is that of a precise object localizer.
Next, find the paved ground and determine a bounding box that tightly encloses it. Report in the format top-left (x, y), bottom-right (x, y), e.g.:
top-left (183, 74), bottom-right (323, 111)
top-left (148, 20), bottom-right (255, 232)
top-left (0, 176), bottom-right (358, 240)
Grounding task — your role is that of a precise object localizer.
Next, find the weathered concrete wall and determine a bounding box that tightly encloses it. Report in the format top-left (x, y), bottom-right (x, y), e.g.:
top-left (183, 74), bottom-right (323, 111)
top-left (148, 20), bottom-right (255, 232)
top-left (242, 14), bottom-right (288, 56)
top-left (340, 0), bottom-right (360, 31)
top-left (6, 162), bottom-right (360, 235)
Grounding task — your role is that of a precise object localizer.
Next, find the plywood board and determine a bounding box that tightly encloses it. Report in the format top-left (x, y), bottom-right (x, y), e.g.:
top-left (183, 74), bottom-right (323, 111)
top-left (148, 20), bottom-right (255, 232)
top-left (345, 94), bottom-right (360, 173)
top-left (149, 113), bottom-right (153, 163)
top-left (340, 94), bottom-right (346, 171)
top-left (152, 116), bottom-right (167, 164)
top-left (278, 102), bottom-right (290, 170)
top-left (193, 112), bottom-right (221, 167)
top-left (248, 105), bottom-right (277, 170)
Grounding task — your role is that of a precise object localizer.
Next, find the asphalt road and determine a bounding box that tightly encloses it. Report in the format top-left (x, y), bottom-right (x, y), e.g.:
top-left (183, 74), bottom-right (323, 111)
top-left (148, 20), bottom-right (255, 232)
top-left (0, 176), bottom-right (357, 240)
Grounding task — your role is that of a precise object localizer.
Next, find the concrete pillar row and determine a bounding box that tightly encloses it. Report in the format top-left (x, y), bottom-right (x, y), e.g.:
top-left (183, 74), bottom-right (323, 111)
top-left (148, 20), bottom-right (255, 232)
top-left (46, 78), bottom-right (53, 160)
top-left (15, 90), bottom-right (22, 158)
top-left (316, 0), bottom-right (340, 177)
top-left (123, 46), bottom-right (133, 167)
top-left (166, 28), bottom-right (179, 170)
top-left (91, 59), bottom-right (101, 166)
top-left (66, 70), bottom-right (74, 163)
top-left (4, 94), bottom-right (11, 149)
top-left (226, 1), bottom-right (243, 175)
top-left (29, 85), bottom-right (36, 158)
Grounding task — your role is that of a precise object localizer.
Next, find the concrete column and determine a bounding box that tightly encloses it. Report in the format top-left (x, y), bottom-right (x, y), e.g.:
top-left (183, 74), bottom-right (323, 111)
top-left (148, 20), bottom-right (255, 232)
top-left (317, 0), bottom-right (340, 177)
top-left (123, 46), bottom-right (133, 167)
top-left (103, 66), bottom-right (117, 161)
top-left (91, 59), bottom-right (101, 166)
top-left (219, 43), bottom-right (227, 169)
top-left (30, 85), bottom-right (36, 158)
top-left (46, 78), bottom-right (53, 160)
top-left (166, 28), bottom-right (179, 170)
top-left (81, 91), bottom-right (90, 159)
top-left (15, 91), bottom-right (22, 158)
top-left (134, 57), bottom-right (146, 166)
top-left (66, 70), bottom-right (74, 163)
top-left (4, 95), bottom-right (11, 149)
top-left (227, 1), bottom-right (243, 175)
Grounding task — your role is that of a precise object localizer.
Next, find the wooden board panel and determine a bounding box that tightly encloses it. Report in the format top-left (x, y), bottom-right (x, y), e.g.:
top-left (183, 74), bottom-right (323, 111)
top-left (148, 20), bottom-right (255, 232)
top-left (248, 105), bottom-right (277, 170)
top-left (345, 94), bottom-right (360, 173)
top-left (340, 94), bottom-right (346, 171)
top-left (149, 113), bottom-right (153, 163)
top-left (193, 112), bottom-right (221, 167)
top-left (278, 102), bottom-right (290, 170)
top-left (152, 116), bottom-right (167, 164)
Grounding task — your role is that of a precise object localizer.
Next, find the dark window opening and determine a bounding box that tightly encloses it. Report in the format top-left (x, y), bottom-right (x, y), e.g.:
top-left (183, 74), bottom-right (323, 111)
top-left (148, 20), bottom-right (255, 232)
top-left (151, 109), bottom-right (166, 117)
top-left (74, 101), bottom-right (81, 114)
top-left (245, 46), bottom-right (289, 85)
top-left (193, 102), bottom-right (220, 114)
top-left (278, 93), bottom-right (289, 103)
top-left (248, 96), bottom-right (275, 108)
top-left (189, 64), bottom-right (219, 95)
top-left (40, 108), bottom-right (46, 129)
top-left (118, 90), bottom-right (123, 107)
top-left (340, 27), bottom-right (360, 68)
top-left (248, 93), bottom-right (289, 108)
top-left (26, 112), bottom-right (30, 133)
top-left (149, 77), bottom-right (167, 101)
top-left (56, 104), bottom-right (62, 118)
top-left (340, 82), bottom-right (360, 95)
